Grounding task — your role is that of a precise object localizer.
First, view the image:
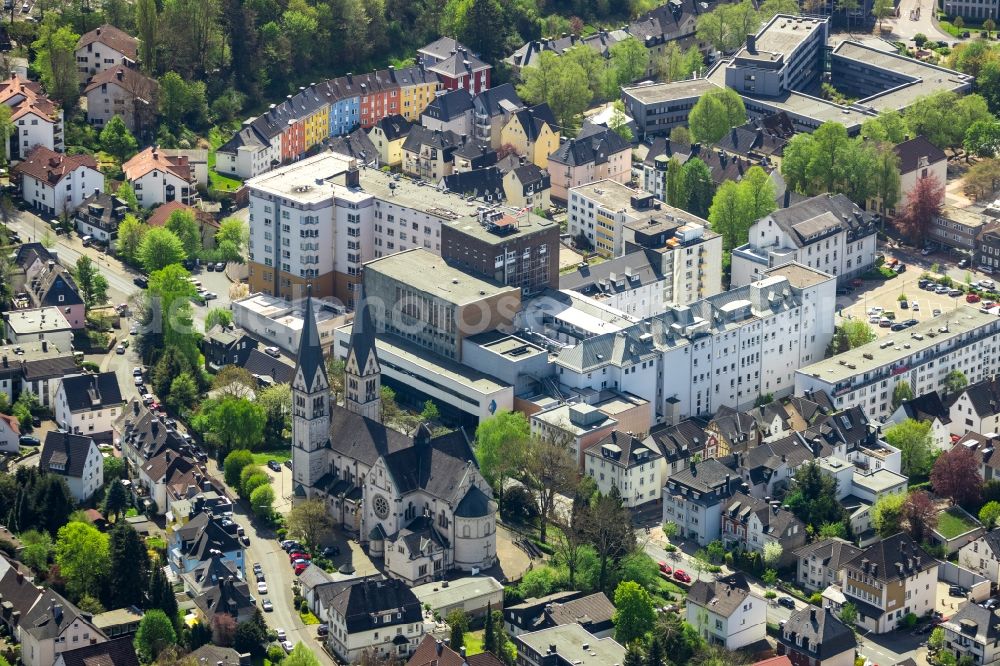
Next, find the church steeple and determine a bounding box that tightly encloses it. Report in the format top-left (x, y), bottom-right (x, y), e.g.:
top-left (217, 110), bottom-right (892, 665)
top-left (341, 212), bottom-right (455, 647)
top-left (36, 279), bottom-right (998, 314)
top-left (291, 284), bottom-right (330, 495)
top-left (295, 284), bottom-right (328, 392)
top-left (345, 284), bottom-right (381, 422)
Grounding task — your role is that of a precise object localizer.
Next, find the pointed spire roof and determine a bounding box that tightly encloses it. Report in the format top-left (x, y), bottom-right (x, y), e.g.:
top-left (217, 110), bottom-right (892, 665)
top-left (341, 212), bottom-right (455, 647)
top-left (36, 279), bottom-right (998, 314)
top-left (295, 284), bottom-right (326, 392)
top-left (348, 283), bottom-right (378, 373)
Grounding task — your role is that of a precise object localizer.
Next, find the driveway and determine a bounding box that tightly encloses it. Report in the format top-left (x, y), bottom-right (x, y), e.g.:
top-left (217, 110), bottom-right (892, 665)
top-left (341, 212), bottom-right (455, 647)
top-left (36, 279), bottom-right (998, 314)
top-left (882, 0), bottom-right (956, 43)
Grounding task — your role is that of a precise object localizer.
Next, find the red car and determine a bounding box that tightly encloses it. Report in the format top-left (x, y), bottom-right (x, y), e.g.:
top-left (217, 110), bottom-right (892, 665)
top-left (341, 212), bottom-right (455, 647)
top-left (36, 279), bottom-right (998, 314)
top-left (851, 278), bottom-right (864, 288)
top-left (293, 562), bottom-right (310, 575)
top-left (673, 569), bottom-right (691, 583)
top-left (658, 561), bottom-right (672, 575)
top-left (967, 293), bottom-right (982, 303)
top-left (289, 552), bottom-right (311, 562)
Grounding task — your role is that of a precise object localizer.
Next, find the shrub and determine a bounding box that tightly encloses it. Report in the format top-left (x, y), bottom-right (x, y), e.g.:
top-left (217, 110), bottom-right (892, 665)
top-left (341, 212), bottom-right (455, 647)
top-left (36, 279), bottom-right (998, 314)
top-left (809, 592), bottom-right (823, 605)
top-left (914, 32), bottom-right (928, 45)
top-left (765, 590), bottom-right (777, 599)
top-left (267, 644), bottom-right (286, 663)
top-left (299, 599), bottom-right (308, 613)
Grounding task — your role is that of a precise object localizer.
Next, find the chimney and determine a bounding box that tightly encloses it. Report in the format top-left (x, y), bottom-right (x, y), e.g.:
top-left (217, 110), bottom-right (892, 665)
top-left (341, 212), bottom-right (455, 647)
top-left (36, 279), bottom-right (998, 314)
top-left (116, 69), bottom-right (124, 81)
top-left (810, 608), bottom-right (816, 622)
top-left (41, 340), bottom-right (47, 352)
top-left (53, 604), bottom-right (63, 623)
top-left (460, 647), bottom-right (467, 658)
top-left (746, 34), bottom-right (756, 53)
top-left (436, 640), bottom-right (443, 655)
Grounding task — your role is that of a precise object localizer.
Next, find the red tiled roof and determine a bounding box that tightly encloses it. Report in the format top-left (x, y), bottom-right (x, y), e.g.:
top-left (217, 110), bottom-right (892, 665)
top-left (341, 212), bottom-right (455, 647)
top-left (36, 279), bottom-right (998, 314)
top-left (76, 24), bottom-right (138, 60)
top-left (83, 67), bottom-right (157, 102)
top-left (122, 146), bottom-right (193, 183)
top-left (0, 74), bottom-right (59, 122)
top-left (14, 146), bottom-right (98, 186)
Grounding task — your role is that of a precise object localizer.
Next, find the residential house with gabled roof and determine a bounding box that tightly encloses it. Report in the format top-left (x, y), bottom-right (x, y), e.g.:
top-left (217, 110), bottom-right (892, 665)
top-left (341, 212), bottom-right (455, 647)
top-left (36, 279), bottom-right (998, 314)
top-left (731, 193), bottom-right (878, 287)
top-left (83, 68), bottom-right (157, 136)
top-left (368, 114), bottom-right (412, 167)
top-left (329, 128), bottom-right (379, 167)
top-left (713, 122), bottom-right (789, 164)
top-left (721, 492), bottom-right (806, 566)
top-left (501, 591), bottom-right (614, 638)
top-left (401, 126), bottom-right (463, 180)
top-left (320, 576), bottom-right (424, 663)
top-left (15, 259), bottom-right (85, 329)
top-left (941, 603), bottom-right (1000, 666)
top-left (705, 405), bottom-right (761, 459)
top-left (883, 135), bottom-right (946, 217)
top-left (421, 89), bottom-right (474, 136)
top-left (55, 636), bottom-right (140, 666)
top-left (407, 634), bottom-right (506, 666)
top-left (794, 537), bottom-right (864, 593)
top-left (777, 606), bottom-right (857, 666)
top-left (627, 0), bottom-right (717, 75)
top-left (500, 104), bottom-right (559, 169)
top-left (122, 146), bottom-right (197, 207)
top-left (39, 432), bottom-right (103, 501)
top-left (19, 590), bottom-right (106, 666)
top-left (839, 533), bottom-right (937, 633)
top-left (201, 325), bottom-right (258, 372)
top-left (584, 430), bottom-right (662, 508)
top-left (54, 372), bottom-right (125, 439)
top-left (648, 418), bottom-right (708, 477)
top-left (239, 348), bottom-right (295, 385)
top-left (0, 74), bottom-right (64, 159)
top-left (745, 401), bottom-right (793, 442)
top-left (949, 375), bottom-right (1000, 437)
top-left (958, 529), bottom-right (1000, 584)
top-left (722, 432), bottom-right (824, 499)
top-left (957, 431), bottom-right (1000, 483)
top-left (137, 449), bottom-right (215, 517)
top-left (441, 167), bottom-right (505, 203)
top-left (886, 391), bottom-right (953, 451)
top-left (193, 576), bottom-right (256, 626)
top-left (74, 192), bottom-right (128, 244)
top-left (170, 511), bottom-right (245, 576)
top-left (417, 38), bottom-right (491, 95)
top-left (114, 398), bottom-right (192, 472)
top-left (548, 124), bottom-right (630, 202)
top-left (503, 163), bottom-right (551, 210)
top-left (15, 146), bottom-right (102, 217)
top-left (0, 554), bottom-right (44, 638)
top-left (146, 200), bottom-right (218, 249)
top-left (686, 572), bottom-right (766, 649)
top-left (504, 30), bottom-right (627, 76)
top-left (662, 457), bottom-right (737, 545)
top-left (0, 413), bottom-right (19, 453)
top-left (181, 552), bottom-right (243, 596)
top-left (74, 24), bottom-right (138, 83)
top-left (472, 83), bottom-right (524, 148)
top-left (452, 140), bottom-right (497, 173)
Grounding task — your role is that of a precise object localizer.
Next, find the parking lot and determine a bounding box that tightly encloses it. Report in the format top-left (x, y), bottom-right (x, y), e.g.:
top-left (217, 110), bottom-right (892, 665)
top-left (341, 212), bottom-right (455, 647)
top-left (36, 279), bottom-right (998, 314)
top-left (835, 260), bottom-right (996, 338)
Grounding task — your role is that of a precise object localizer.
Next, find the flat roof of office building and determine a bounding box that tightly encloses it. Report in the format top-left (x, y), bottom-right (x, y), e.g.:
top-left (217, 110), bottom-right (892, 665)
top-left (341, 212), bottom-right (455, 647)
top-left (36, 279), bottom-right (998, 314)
top-left (570, 180), bottom-right (650, 212)
top-left (245, 152), bottom-right (355, 203)
top-left (735, 14), bottom-right (826, 61)
top-left (621, 78), bottom-right (721, 104)
top-left (365, 248), bottom-right (520, 305)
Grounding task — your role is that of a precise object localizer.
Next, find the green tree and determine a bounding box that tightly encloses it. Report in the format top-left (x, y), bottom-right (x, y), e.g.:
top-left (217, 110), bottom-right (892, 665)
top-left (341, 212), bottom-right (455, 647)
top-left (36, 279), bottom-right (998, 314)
top-left (884, 418), bottom-right (934, 477)
top-left (55, 521), bottom-right (110, 600)
top-left (164, 209), bottom-right (202, 259)
top-left (809, 122), bottom-right (851, 194)
top-left (523, 437), bottom-right (579, 543)
top-left (606, 37), bottom-right (649, 94)
top-left (73, 256), bottom-right (109, 307)
top-left (839, 602), bottom-right (858, 628)
top-left (906, 92), bottom-right (992, 149)
top-left (623, 644), bottom-right (644, 666)
top-left (250, 484), bottom-right (275, 520)
top-left (99, 115), bottom-right (138, 164)
top-left (584, 486), bottom-right (635, 592)
top-left (108, 522), bottom-right (150, 608)
top-left (116, 214), bottom-right (147, 264)
top-left (205, 308), bottom-right (233, 330)
top-left (872, 0), bottom-right (893, 30)
top-left (517, 51), bottom-right (590, 133)
top-left (420, 400), bottom-right (440, 423)
top-left (786, 462), bottom-right (844, 530)
top-left (681, 158), bottom-right (715, 218)
top-left (762, 568), bottom-right (778, 586)
top-left (943, 369), bottom-right (969, 396)
top-left (32, 17), bottom-right (80, 109)
top-left (654, 42), bottom-right (704, 82)
top-left (103, 479), bottom-right (129, 520)
top-left (195, 398), bottom-right (267, 456)
top-left (762, 540), bottom-right (783, 567)
top-left (167, 372), bottom-right (198, 413)
top-left (564, 45), bottom-right (608, 103)
top-left (861, 110), bottom-right (909, 144)
top-left (965, 119), bottom-right (1000, 158)
top-left (891, 381), bottom-right (915, 410)
top-left (145, 264), bottom-right (199, 365)
top-left (874, 145), bottom-right (903, 214)
top-left (447, 609), bottom-right (469, 651)
top-left (474, 411), bottom-right (530, 512)
top-left (929, 627), bottom-right (945, 651)
top-left (760, 0), bottom-right (801, 19)
top-left (284, 643), bottom-right (322, 666)
top-left (0, 106), bottom-right (14, 164)
top-left (135, 609), bottom-right (177, 662)
top-left (136, 0), bottom-right (158, 71)
top-left (286, 498), bottom-right (332, 547)
top-left (665, 156), bottom-right (687, 209)
top-left (609, 101), bottom-right (633, 143)
top-left (870, 492), bottom-right (906, 537)
top-left (138, 227), bottom-right (187, 273)
top-left (708, 180), bottom-right (749, 251)
top-left (117, 182), bottom-right (140, 213)
top-left (147, 565), bottom-right (178, 628)
top-left (159, 71), bottom-right (193, 130)
top-left (613, 580), bottom-right (656, 644)
top-left (689, 89), bottom-right (746, 144)
top-left (215, 217), bottom-right (248, 263)
top-left (19, 530), bottom-right (52, 573)
top-left (223, 449), bottom-right (254, 487)
top-left (980, 500), bottom-right (1000, 529)
top-left (241, 471), bottom-right (270, 501)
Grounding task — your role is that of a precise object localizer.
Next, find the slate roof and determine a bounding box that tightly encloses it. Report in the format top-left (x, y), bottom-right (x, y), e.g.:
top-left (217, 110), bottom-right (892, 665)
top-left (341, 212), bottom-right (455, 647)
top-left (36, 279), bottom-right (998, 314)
top-left (402, 126), bottom-right (463, 155)
top-left (83, 67), bottom-right (157, 103)
top-left (371, 114), bottom-right (413, 141)
top-left (57, 637), bottom-right (140, 666)
top-left (560, 250), bottom-right (662, 296)
top-left (395, 515), bottom-right (450, 556)
top-left (76, 24), bottom-right (138, 60)
top-left (422, 89), bottom-right (474, 122)
top-left (842, 532), bottom-right (936, 583)
top-left (505, 30), bottom-right (626, 70)
top-left (897, 391), bottom-right (951, 424)
top-left (217, 125), bottom-right (268, 153)
top-left (381, 430), bottom-right (477, 500)
top-left (708, 405), bottom-right (759, 446)
top-left (418, 37), bottom-right (466, 61)
top-left (426, 47), bottom-right (490, 77)
top-left (713, 121), bottom-right (789, 160)
top-left (442, 167), bottom-right (505, 200)
top-left (193, 577), bottom-right (255, 622)
top-left (174, 512), bottom-right (242, 561)
top-left (960, 376), bottom-right (1000, 418)
top-left (328, 577), bottom-right (422, 633)
top-left (455, 485), bottom-right (494, 518)
top-left (723, 492), bottom-right (805, 539)
top-left (780, 607), bottom-right (857, 660)
top-left (184, 552), bottom-right (242, 594)
top-left (643, 137), bottom-right (694, 166)
top-left (585, 430), bottom-right (662, 468)
top-left (346, 284), bottom-right (377, 383)
top-left (943, 602), bottom-right (1000, 645)
top-left (31, 269), bottom-right (84, 309)
top-left (15, 147), bottom-right (98, 186)
top-left (186, 645), bottom-right (244, 666)
top-left (545, 592), bottom-right (615, 629)
top-left (894, 135), bottom-right (947, 174)
top-left (648, 419), bottom-right (708, 464)
top-left (328, 128), bottom-right (378, 165)
top-left (39, 432), bottom-right (95, 478)
top-left (22, 590), bottom-right (95, 642)
top-left (60, 372), bottom-right (124, 412)
top-left (628, 0), bottom-right (709, 44)
top-left (687, 572), bottom-right (753, 618)
top-left (13, 242), bottom-right (56, 272)
top-left (241, 348), bottom-right (295, 384)
top-left (549, 124), bottom-right (630, 167)
top-left (766, 193), bottom-right (877, 249)
top-left (977, 530), bottom-right (1000, 559)
top-left (667, 457), bottom-right (735, 495)
top-left (473, 83), bottom-right (523, 118)
top-left (509, 164), bottom-right (550, 193)
top-left (510, 104), bottom-right (557, 141)
top-left (0, 555), bottom-right (43, 619)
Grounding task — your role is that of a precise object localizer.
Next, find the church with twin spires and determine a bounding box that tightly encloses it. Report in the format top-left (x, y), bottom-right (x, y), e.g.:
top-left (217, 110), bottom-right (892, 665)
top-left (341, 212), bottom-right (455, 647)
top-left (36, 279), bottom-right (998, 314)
top-left (291, 286), bottom-right (497, 584)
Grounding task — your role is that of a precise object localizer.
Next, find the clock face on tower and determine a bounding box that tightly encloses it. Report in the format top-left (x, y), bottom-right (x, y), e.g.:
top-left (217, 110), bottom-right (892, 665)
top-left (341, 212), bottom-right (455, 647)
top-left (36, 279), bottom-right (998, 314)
top-left (373, 494), bottom-right (390, 520)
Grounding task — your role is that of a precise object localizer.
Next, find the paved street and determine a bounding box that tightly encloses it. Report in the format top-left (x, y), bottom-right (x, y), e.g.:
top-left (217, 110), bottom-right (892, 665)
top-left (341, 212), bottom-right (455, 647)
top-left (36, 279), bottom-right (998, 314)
top-left (881, 0), bottom-right (957, 43)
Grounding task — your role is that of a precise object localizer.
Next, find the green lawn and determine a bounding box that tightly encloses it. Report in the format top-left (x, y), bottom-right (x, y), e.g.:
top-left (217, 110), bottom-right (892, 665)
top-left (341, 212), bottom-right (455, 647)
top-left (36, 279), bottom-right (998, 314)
top-left (207, 125), bottom-right (244, 193)
top-left (936, 507), bottom-right (979, 539)
top-left (251, 449), bottom-right (292, 465)
top-left (299, 610), bottom-right (320, 625)
top-left (464, 632), bottom-right (485, 656)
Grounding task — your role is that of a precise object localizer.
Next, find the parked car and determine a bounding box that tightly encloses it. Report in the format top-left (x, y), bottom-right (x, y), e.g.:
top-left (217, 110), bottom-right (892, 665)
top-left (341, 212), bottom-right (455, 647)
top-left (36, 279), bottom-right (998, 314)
top-left (133, 367), bottom-right (143, 377)
top-left (281, 540), bottom-right (302, 552)
top-left (918, 279), bottom-right (930, 289)
top-left (778, 597), bottom-right (796, 609)
top-left (18, 435), bottom-right (39, 445)
top-left (281, 641), bottom-right (294, 654)
top-left (290, 552), bottom-right (312, 562)
top-left (851, 278), bottom-right (864, 287)
top-left (891, 323), bottom-right (907, 332)
top-left (129, 325), bottom-right (139, 335)
top-left (264, 346), bottom-right (281, 358)
top-left (321, 546), bottom-right (341, 557)
top-left (967, 293), bottom-right (981, 303)
top-left (116, 344), bottom-right (126, 354)
top-left (294, 562), bottom-right (310, 575)
top-left (935, 285), bottom-right (949, 294)
top-left (949, 288), bottom-right (963, 297)
top-left (894, 263), bottom-right (907, 273)
top-left (912, 301), bottom-right (920, 311)
top-left (257, 581), bottom-right (268, 594)
top-left (903, 319), bottom-right (918, 327)
top-left (673, 570), bottom-right (691, 583)
top-left (867, 306), bottom-right (884, 316)
top-left (658, 561), bottom-right (672, 576)
top-left (133, 376), bottom-right (143, 387)
top-left (267, 460), bottom-right (282, 472)
top-left (276, 629), bottom-right (286, 642)
top-left (317, 624), bottom-right (329, 637)
top-left (959, 258), bottom-right (971, 268)
top-left (879, 318), bottom-right (892, 328)
top-left (206, 263), bottom-right (215, 272)
top-left (949, 585), bottom-right (967, 597)
top-left (933, 309), bottom-right (942, 316)
top-left (215, 262), bottom-right (226, 272)
top-left (133, 276), bottom-right (148, 288)
top-left (204, 292), bottom-right (218, 300)
top-left (899, 300), bottom-right (908, 309)
top-left (262, 599), bottom-right (273, 612)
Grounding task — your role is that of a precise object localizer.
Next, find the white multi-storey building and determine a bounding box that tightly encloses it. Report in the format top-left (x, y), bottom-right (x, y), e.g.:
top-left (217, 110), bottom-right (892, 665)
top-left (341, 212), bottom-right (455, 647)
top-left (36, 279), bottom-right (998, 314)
top-left (686, 573), bottom-right (766, 649)
top-left (532, 262), bottom-right (835, 425)
top-left (731, 193), bottom-right (878, 286)
top-left (15, 147), bottom-right (102, 216)
top-left (583, 431), bottom-right (663, 508)
top-left (796, 306), bottom-right (1000, 421)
